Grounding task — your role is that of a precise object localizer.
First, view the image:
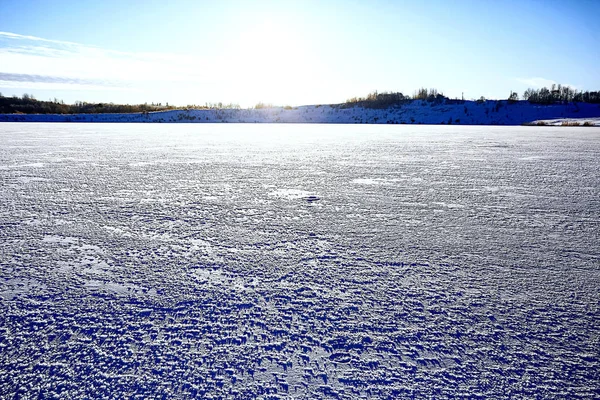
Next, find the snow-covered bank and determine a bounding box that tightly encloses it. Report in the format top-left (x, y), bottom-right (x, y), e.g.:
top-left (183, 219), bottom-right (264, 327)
top-left (526, 117), bottom-right (600, 126)
top-left (1, 100), bottom-right (600, 125)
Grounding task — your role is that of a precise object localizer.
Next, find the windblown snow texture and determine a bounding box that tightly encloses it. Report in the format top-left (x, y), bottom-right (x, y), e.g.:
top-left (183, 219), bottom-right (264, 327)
top-left (0, 124), bottom-right (599, 399)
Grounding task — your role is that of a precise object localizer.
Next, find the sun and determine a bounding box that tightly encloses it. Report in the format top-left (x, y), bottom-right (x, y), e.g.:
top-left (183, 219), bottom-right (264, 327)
top-left (225, 20), bottom-right (320, 106)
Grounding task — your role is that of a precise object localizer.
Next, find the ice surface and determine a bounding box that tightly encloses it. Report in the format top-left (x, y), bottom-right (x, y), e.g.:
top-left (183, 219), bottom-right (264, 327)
top-left (0, 123), bottom-right (599, 398)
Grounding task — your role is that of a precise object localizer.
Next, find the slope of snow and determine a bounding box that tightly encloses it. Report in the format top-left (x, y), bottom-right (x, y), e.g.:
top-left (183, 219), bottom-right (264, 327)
top-left (2, 100), bottom-right (600, 125)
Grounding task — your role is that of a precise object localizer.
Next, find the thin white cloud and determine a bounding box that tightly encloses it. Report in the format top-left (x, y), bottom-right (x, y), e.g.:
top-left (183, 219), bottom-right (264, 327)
top-left (516, 77), bottom-right (580, 90)
top-left (0, 31), bottom-right (215, 87)
top-left (0, 31), bottom-right (81, 46)
top-left (0, 72), bottom-right (122, 87)
top-left (517, 77), bottom-right (557, 88)
top-left (0, 80), bottom-right (136, 92)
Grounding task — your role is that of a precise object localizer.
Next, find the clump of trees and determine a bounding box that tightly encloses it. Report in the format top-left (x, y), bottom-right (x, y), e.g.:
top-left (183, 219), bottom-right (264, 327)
top-left (573, 90), bottom-right (600, 103)
top-left (344, 89), bottom-right (449, 108)
top-left (0, 94), bottom-right (179, 114)
top-left (412, 87), bottom-right (447, 102)
top-left (523, 84), bottom-right (600, 104)
top-left (345, 91), bottom-right (409, 108)
top-left (254, 102), bottom-right (274, 109)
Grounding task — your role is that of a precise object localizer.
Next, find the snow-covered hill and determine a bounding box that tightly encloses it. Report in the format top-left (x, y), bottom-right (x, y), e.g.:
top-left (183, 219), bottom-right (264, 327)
top-left (1, 100), bottom-right (600, 125)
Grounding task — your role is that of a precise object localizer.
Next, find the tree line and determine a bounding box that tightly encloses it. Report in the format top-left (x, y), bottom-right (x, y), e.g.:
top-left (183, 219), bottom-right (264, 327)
top-left (0, 94), bottom-right (244, 114)
top-left (0, 94), bottom-right (180, 114)
top-left (344, 85), bottom-right (600, 109)
top-left (521, 84), bottom-right (600, 104)
top-left (344, 89), bottom-right (451, 109)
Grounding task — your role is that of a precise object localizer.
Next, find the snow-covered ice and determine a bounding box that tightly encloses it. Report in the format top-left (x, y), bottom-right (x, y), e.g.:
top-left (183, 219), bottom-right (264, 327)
top-left (0, 123), bottom-right (599, 399)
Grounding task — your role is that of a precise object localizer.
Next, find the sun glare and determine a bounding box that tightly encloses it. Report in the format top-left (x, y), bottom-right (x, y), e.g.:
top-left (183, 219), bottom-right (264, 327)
top-left (227, 20), bottom-right (319, 106)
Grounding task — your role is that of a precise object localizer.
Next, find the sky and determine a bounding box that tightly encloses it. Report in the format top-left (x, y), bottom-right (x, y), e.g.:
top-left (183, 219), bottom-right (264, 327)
top-left (1, 0), bottom-right (599, 107)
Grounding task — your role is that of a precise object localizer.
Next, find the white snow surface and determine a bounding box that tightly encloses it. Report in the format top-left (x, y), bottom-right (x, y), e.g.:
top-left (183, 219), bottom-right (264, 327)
top-left (2, 100), bottom-right (600, 125)
top-left (529, 117), bottom-right (600, 126)
top-left (0, 123), bottom-right (599, 399)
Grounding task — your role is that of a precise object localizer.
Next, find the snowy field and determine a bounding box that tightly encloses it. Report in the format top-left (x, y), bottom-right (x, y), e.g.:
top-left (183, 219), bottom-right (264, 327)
top-left (1, 123), bottom-right (599, 399)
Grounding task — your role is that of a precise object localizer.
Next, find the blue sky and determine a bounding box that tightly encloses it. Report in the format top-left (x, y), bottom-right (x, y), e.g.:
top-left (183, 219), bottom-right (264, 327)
top-left (1, 0), bottom-right (599, 107)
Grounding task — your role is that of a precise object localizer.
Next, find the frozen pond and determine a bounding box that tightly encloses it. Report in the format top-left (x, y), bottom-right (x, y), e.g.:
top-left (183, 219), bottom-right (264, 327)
top-left (1, 123), bottom-right (599, 398)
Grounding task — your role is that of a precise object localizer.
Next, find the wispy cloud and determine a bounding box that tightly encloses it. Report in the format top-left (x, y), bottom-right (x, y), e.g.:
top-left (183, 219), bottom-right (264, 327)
top-left (0, 31), bottom-right (81, 46)
top-left (517, 77), bottom-right (557, 89)
top-left (516, 77), bottom-right (579, 90)
top-left (0, 31), bottom-right (214, 89)
top-left (0, 72), bottom-right (121, 87)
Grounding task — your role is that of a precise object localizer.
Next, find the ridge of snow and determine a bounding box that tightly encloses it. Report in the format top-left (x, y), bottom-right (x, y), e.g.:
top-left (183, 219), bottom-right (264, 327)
top-left (528, 117), bottom-right (600, 126)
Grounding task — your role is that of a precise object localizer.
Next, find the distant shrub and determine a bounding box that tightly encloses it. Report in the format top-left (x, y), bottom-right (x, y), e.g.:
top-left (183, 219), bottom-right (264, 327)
top-left (343, 91), bottom-right (411, 109)
top-left (254, 102), bottom-right (273, 109)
